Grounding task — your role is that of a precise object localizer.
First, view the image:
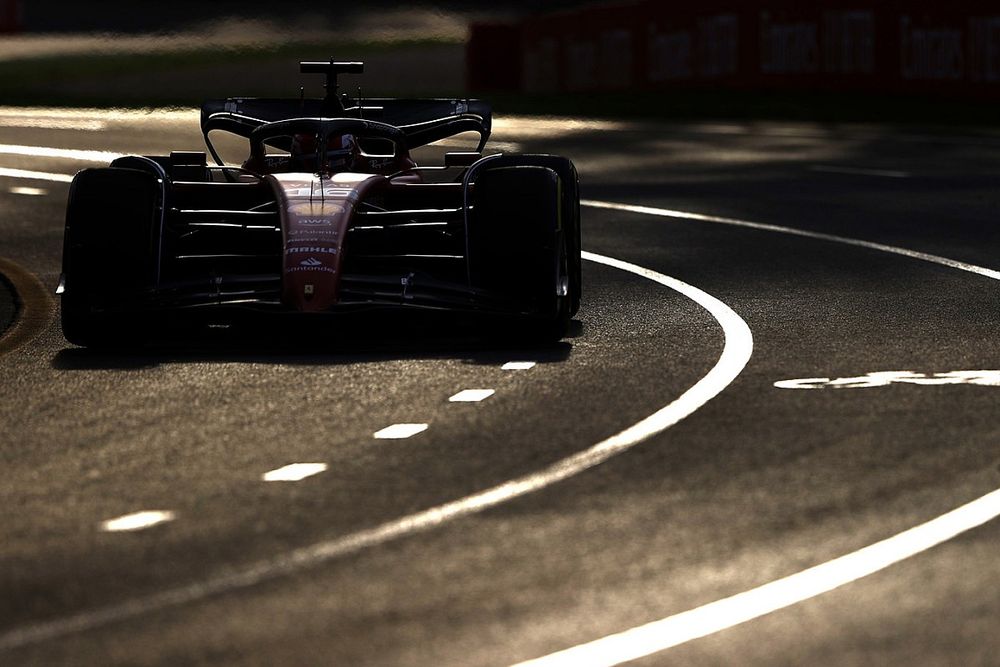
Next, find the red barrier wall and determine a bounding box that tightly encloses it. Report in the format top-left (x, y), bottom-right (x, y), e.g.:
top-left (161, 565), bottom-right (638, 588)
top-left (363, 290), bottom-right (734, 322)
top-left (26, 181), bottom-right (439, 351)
top-left (467, 22), bottom-right (523, 92)
top-left (0, 0), bottom-right (22, 33)
top-left (469, 0), bottom-right (1000, 98)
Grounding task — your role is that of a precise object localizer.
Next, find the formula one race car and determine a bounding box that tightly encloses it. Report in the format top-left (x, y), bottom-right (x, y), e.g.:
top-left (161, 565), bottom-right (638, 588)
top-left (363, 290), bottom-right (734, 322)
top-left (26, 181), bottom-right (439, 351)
top-left (58, 61), bottom-right (580, 346)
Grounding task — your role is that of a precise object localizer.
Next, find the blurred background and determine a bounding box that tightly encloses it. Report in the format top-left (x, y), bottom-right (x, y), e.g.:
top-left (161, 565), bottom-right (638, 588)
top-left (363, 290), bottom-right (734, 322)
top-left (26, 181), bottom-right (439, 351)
top-left (1, 0), bottom-right (999, 124)
top-left (5, 1), bottom-right (585, 32)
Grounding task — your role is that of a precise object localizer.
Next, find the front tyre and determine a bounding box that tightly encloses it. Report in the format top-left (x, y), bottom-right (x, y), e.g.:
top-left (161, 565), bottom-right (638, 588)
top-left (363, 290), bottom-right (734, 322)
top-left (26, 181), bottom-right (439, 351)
top-left (469, 164), bottom-right (571, 340)
top-left (61, 168), bottom-right (159, 347)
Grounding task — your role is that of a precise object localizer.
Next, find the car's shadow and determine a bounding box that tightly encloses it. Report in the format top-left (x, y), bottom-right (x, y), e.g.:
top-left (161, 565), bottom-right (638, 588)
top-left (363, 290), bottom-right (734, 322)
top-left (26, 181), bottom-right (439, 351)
top-left (51, 318), bottom-right (583, 371)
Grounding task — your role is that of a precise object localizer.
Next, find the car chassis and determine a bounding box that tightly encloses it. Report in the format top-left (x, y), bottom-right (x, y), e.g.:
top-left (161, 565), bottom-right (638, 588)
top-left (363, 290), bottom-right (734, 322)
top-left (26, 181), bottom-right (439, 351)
top-left (58, 61), bottom-right (581, 346)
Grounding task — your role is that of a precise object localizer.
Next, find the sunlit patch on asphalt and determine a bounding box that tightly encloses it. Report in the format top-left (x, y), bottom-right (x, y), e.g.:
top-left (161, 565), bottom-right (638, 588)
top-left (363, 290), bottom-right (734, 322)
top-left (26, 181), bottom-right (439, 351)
top-left (502, 361), bottom-right (536, 371)
top-left (8, 186), bottom-right (47, 196)
top-left (262, 463), bottom-right (328, 482)
top-left (448, 389), bottom-right (495, 402)
top-left (0, 118), bottom-right (106, 131)
top-left (100, 511), bottom-right (175, 532)
top-left (373, 423), bottom-right (429, 439)
top-left (492, 117), bottom-right (627, 139)
top-left (0, 167), bottom-right (73, 183)
top-left (775, 370), bottom-right (1000, 389)
top-left (0, 144), bottom-right (123, 163)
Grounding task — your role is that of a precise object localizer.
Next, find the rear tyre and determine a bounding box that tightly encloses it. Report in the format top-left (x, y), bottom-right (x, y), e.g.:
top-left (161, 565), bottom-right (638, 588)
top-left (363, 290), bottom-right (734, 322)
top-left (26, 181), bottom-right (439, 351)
top-left (61, 168), bottom-right (159, 347)
top-left (559, 161), bottom-right (581, 317)
top-left (515, 156), bottom-right (580, 316)
top-left (469, 164), bottom-right (571, 341)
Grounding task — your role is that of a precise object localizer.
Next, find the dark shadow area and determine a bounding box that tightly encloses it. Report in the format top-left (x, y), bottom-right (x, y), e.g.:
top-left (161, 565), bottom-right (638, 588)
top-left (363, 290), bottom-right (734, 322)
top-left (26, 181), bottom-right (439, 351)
top-left (51, 314), bottom-right (581, 370)
top-left (0, 272), bottom-right (17, 336)
top-left (18, 0), bottom-right (577, 33)
top-left (491, 89), bottom-right (1000, 128)
top-left (499, 115), bottom-right (1000, 260)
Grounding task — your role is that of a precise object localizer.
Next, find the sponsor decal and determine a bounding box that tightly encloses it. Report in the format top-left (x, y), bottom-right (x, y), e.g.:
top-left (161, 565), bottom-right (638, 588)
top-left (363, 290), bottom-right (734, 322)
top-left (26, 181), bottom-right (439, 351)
top-left (287, 266), bottom-right (336, 273)
top-left (566, 39), bottom-right (598, 90)
top-left (296, 217), bottom-right (336, 225)
top-left (760, 13), bottom-right (820, 74)
top-left (289, 201), bottom-right (347, 215)
top-left (366, 157), bottom-right (395, 170)
top-left (299, 257), bottom-right (323, 267)
top-left (969, 17), bottom-right (1000, 83)
top-left (599, 29), bottom-right (633, 88)
top-left (823, 11), bottom-right (874, 75)
top-left (699, 14), bottom-right (739, 78)
top-left (287, 246), bottom-right (337, 255)
top-left (288, 239), bottom-right (338, 246)
top-left (289, 201), bottom-right (325, 216)
top-left (285, 187), bottom-right (355, 199)
top-left (649, 29), bottom-right (694, 82)
top-left (900, 16), bottom-right (963, 81)
top-left (288, 228), bottom-right (339, 236)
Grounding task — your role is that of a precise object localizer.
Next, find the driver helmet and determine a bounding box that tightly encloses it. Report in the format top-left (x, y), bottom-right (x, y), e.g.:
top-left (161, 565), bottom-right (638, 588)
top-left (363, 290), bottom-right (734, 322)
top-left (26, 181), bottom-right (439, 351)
top-left (325, 133), bottom-right (360, 171)
top-left (289, 132), bottom-right (361, 172)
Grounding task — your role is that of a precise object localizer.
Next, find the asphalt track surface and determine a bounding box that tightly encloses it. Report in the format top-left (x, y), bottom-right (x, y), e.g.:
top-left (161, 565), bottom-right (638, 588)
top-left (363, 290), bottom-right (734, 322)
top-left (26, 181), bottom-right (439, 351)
top-left (2, 110), bottom-right (1000, 666)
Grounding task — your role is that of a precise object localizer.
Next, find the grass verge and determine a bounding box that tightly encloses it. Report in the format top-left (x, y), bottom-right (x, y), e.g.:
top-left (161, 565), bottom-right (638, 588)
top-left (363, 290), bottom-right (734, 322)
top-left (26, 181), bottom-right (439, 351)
top-left (0, 38), bottom-right (463, 107)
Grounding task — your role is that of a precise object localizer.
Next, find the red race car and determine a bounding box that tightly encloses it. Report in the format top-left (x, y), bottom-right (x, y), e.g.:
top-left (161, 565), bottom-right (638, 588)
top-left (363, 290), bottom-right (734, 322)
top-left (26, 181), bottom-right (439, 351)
top-left (58, 61), bottom-right (581, 347)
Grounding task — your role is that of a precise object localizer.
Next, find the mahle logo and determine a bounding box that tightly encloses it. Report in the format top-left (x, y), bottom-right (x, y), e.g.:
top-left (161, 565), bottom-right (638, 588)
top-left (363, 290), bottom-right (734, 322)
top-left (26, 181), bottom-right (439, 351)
top-left (288, 246), bottom-right (337, 254)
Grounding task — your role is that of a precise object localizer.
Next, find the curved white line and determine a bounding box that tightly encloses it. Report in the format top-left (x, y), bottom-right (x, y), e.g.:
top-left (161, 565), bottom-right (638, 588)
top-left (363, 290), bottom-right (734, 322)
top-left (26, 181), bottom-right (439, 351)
top-left (510, 199), bottom-right (1000, 667)
top-left (514, 489), bottom-right (1000, 667)
top-left (582, 199), bottom-right (1000, 281)
top-left (0, 251), bottom-right (753, 651)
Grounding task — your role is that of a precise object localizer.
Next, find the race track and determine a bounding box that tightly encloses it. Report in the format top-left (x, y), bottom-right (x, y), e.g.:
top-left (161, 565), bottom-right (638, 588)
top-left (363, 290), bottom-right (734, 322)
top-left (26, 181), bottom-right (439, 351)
top-left (2, 109), bottom-right (1000, 666)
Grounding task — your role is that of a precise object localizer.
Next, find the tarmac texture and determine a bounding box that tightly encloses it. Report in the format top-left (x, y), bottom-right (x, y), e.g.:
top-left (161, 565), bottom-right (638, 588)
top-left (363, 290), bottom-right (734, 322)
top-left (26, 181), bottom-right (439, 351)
top-left (2, 109), bottom-right (1000, 665)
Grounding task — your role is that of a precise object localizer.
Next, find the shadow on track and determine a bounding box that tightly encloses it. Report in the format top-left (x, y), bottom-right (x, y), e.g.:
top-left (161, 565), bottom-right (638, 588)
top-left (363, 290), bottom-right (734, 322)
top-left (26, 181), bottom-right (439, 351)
top-left (51, 316), bottom-right (582, 371)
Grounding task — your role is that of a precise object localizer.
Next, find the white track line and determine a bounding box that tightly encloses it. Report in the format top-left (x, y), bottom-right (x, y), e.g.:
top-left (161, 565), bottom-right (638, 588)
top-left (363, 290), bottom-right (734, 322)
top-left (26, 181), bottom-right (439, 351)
top-left (503, 361), bottom-right (537, 371)
top-left (0, 251), bottom-right (753, 651)
top-left (449, 389), bottom-right (495, 402)
top-left (100, 511), bottom-right (175, 533)
top-left (0, 168), bottom-right (74, 183)
top-left (582, 199), bottom-right (1000, 281)
top-left (373, 423), bottom-right (429, 439)
top-left (8, 186), bottom-right (47, 196)
top-left (262, 463), bottom-right (328, 482)
top-left (513, 199), bottom-right (1000, 667)
top-left (513, 489), bottom-right (1000, 667)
